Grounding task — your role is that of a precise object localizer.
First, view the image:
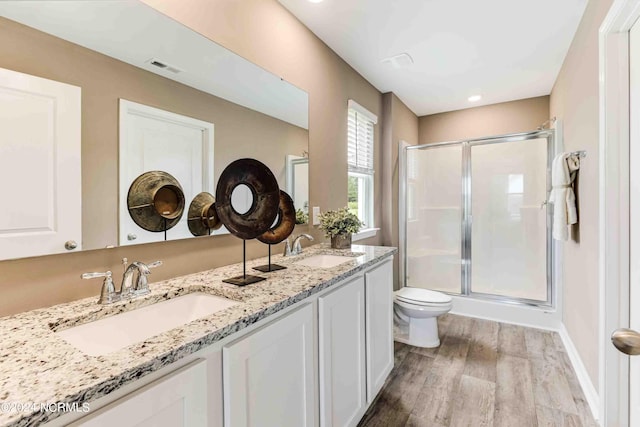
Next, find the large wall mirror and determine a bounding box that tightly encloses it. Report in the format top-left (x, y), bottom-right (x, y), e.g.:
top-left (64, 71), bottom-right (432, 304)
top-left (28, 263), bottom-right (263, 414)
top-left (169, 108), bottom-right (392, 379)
top-left (0, 0), bottom-right (309, 261)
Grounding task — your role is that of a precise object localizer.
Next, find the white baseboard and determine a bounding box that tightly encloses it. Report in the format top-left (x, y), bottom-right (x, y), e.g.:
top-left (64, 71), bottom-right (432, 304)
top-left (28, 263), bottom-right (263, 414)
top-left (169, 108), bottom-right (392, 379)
top-left (557, 324), bottom-right (600, 423)
top-left (450, 297), bottom-right (599, 423)
top-left (449, 295), bottom-right (562, 330)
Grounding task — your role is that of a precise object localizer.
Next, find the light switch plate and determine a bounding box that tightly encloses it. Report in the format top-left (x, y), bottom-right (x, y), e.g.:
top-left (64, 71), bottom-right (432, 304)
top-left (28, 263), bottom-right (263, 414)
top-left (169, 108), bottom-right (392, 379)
top-left (312, 206), bottom-right (320, 225)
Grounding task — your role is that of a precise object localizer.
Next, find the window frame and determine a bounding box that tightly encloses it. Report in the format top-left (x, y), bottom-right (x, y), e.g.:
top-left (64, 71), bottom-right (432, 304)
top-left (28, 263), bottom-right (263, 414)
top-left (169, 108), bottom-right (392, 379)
top-left (347, 100), bottom-right (378, 240)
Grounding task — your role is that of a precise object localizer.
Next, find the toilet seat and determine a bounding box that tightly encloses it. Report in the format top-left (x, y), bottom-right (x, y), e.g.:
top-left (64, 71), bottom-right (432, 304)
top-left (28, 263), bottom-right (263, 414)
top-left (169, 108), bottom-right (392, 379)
top-left (394, 287), bottom-right (452, 306)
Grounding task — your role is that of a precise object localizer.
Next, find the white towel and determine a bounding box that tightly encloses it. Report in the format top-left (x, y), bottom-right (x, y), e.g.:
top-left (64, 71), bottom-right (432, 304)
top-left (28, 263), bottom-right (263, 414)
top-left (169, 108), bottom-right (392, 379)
top-left (548, 152), bottom-right (580, 241)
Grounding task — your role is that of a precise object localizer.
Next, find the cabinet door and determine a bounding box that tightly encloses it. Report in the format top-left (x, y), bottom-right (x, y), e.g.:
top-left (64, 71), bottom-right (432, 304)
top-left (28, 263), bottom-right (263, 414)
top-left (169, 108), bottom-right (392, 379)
top-left (319, 275), bottom-right (366, 427)
top-left (365, 258), bottom-right (394, 402)
top-left (0, 67), bottom-right (81, 260)
top-left (223, 304), bottom-right (316, 427)
top-left (71, 359), bottom-right (207, 427)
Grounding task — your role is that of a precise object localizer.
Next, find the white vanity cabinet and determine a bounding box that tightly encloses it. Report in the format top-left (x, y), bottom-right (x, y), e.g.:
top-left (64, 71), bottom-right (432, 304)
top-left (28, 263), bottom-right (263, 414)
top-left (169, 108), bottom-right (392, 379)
top-left (43, 255), bottom-right (394, 427)
top-left (222, 303), bottom-right (316, 427)
top-left (70, 359), bottom-right (208, 427)
top-left (318, 258), bottom-right (394, 427)
top-left (319, 275), bottom-right (367, 427)
top-left (364, 258), bottom-right (394, 402)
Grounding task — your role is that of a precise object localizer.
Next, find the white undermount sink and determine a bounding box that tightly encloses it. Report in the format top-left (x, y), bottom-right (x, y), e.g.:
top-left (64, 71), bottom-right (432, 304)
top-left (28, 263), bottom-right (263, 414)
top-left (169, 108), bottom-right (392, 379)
top-left (293, 254), bottom-right (355, 269)
top-left (55, 293), bottom-right (239, 356)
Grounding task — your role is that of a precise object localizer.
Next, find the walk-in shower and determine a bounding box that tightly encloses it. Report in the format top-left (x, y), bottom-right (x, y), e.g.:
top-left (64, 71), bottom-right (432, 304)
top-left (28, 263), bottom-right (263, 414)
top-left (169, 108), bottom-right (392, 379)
top-left (399, 129), bottom-right (554, 308)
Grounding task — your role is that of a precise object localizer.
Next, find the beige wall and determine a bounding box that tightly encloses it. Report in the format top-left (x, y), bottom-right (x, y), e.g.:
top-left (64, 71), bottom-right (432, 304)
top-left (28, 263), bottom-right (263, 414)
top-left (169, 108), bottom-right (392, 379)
top-left (550, 0), bottom-right (613, 389)
top-left (0, 0), bottom-right (383, 316)
top-left (140, 1), bottom-right (384, 246)
top-left (0, 17), bottom-right (308, 251)
top-left (381, 93), bottom-right (419, 289)
top-left (418, 96), bottom-right (550, 144)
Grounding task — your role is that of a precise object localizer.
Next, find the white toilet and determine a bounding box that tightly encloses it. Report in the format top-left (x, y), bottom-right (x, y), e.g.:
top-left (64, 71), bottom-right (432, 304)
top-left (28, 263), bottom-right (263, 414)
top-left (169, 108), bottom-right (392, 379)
top-left (393, 287), bottom-right (453, 348)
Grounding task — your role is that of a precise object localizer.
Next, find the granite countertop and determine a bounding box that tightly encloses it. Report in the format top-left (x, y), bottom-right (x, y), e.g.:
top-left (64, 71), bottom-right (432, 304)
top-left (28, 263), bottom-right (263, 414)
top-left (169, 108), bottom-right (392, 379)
top-left (0, 244), bottom-right (396, 427)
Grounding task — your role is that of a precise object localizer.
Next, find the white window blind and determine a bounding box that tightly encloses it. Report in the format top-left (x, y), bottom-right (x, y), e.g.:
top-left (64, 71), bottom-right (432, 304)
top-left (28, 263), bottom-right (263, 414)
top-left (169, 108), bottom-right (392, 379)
top-left (347, 108), bottom-right (375, 175)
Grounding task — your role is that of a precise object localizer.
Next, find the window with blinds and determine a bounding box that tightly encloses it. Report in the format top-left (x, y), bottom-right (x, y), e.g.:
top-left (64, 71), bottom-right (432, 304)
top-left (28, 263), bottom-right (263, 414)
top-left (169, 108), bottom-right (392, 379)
top-left (347, 100), bottom-right (377, 230)
top-left (347, 109), bottom-right (374, 175)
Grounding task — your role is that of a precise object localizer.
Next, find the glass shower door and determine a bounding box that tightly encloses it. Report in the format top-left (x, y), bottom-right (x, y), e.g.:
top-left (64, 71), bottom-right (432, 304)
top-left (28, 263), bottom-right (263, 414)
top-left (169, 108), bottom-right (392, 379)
top-left (469, 137), bottom-right (550, 302)
top-left (405, 143), bottom-right (463, 294)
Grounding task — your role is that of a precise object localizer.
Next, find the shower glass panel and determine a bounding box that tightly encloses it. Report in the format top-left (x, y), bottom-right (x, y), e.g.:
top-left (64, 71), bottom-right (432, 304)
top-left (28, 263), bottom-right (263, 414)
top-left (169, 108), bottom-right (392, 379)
top-left (405, 143), bottom-right (462, 294)
top-left (469, 138), bottom-right (548, 301)
top-left (401, 130), bottom-right (554, 308)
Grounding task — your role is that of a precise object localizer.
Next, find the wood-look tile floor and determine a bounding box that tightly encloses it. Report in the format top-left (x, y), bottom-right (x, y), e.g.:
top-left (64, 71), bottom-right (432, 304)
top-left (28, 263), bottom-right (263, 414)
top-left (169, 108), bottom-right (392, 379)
top-left (359, 314), bottom-right (598, 427)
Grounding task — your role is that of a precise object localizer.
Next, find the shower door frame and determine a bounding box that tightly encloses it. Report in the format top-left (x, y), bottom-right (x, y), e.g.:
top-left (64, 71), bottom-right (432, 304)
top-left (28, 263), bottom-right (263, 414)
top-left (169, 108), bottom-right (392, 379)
top-left (399, 129), bottom-right (555, 308)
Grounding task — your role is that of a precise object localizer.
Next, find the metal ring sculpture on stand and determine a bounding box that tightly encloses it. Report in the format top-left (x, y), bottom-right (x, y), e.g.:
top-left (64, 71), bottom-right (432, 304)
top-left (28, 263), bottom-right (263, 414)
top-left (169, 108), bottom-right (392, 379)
top-left (188, 192), bottom-right (222, 236)
top-left (257, 190), bottom-right (296, 245)
top-left (215, 158), bottom-right (280, 240)
top-left (127, 171), bottom-right (185, 232)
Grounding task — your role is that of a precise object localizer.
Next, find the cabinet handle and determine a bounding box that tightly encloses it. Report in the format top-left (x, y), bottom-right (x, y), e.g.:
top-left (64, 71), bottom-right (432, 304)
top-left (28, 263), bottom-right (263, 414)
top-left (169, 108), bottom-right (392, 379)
top-left (127, 233), bottom-right (137, 241)
top-left (65, 240), bottom-right (78, 250)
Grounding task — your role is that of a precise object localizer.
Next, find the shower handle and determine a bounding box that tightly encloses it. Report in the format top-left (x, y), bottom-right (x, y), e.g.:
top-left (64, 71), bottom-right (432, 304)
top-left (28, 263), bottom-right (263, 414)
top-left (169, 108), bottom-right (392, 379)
top-left (612, 328), bottom-right (640, 355)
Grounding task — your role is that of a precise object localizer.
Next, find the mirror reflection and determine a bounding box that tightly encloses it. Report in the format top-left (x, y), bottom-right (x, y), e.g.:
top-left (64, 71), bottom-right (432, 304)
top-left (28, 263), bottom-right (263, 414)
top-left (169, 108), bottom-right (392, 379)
top-left (0, 0), bottom-right (309, 261)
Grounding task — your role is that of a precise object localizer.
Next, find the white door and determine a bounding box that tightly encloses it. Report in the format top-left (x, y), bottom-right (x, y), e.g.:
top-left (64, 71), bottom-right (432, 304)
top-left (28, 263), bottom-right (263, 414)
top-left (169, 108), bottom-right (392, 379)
top-left (364, 258), bottom-right (394, 402)
top-left (71, 359), bottom-right (207, 427)
top-left (628, 17), bottom-right (640, 427)
top-left (0, 67), bottom-right (81, 260)
top-left (319, 276), bottom-right (366, 427)
top-left (119, 100), bottom-right (214, 245)
top-left (222, 304), bottom-right (316, 427)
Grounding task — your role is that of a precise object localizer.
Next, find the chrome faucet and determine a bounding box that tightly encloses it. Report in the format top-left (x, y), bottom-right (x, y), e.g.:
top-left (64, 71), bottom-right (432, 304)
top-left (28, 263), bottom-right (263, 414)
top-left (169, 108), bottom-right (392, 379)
top-left (81, 259), bottom-right (162, 305)
top-left (284, 233), bottom-right (314, 256)
top-left (121, 259), bottom-right (162, 298)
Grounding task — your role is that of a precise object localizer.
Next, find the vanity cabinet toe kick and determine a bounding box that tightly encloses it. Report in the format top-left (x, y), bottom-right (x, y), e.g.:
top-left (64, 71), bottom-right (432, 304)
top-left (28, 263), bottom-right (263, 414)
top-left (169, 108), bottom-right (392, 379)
top-left (45, 256), bottom-right (394, 427)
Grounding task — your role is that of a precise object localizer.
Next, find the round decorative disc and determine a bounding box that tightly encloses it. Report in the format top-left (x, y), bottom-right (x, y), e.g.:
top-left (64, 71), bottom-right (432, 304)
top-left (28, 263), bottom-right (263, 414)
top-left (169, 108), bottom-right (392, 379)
top-left (127, 171), bottom-right (185, 232)
top-left (188, 192), bottom-right (222, 236)
top-left (257, 190), bottom-right (296, 245)
top-left (215, 158), bottom-right (280, 240)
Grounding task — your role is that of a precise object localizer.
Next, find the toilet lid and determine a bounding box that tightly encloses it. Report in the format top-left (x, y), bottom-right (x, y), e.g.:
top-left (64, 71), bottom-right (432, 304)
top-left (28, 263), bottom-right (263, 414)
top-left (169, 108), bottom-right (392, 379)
top-left (395, 287), bottom-right (452, 305)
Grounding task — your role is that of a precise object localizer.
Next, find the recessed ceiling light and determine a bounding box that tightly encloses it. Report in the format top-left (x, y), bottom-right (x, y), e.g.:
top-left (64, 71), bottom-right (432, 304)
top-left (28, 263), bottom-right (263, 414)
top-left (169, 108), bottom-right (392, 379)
top-left (308, 0), bottom-right (324, 3)
top-left (468, 95), bottom-right (482, 102)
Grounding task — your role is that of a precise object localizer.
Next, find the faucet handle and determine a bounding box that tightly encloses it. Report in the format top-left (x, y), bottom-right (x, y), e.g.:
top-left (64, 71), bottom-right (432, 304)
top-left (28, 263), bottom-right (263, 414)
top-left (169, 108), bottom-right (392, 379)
top-left (147, 260), bottom-right (163, 269)
top-left (81, 271), bottom-right (120, 304)
top-left (283, 238), bottom-right (292, 256)
top-left (132, 261), bottom-right (162, 296)
top-left (81, 271), bottom-right (111, 280)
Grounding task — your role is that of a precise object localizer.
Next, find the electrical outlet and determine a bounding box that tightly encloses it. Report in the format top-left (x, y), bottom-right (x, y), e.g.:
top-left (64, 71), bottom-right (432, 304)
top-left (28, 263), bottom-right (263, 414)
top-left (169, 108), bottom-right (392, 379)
top-left (312, 206), bottom-right (321, 225)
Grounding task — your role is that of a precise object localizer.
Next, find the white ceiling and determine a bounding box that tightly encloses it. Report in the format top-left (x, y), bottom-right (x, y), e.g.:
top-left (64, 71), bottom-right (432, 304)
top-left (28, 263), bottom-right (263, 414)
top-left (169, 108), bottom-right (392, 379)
top-left (278, 0), bottom-right (587, 116)
top-left (0, 1), bottom-right (308, 129)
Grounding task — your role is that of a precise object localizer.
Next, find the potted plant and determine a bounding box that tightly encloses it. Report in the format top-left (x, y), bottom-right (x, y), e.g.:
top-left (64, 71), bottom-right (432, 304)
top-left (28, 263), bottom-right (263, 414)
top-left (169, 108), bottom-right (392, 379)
top-left (295, 208), bottom-right (309, 224)
top-left (318, 207), bottom-right (363, 249)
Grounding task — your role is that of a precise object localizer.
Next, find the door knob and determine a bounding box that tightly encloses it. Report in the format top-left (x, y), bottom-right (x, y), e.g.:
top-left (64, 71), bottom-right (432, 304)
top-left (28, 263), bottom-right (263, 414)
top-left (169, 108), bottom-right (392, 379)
top-left (611, 328), bottom-right (640, 355)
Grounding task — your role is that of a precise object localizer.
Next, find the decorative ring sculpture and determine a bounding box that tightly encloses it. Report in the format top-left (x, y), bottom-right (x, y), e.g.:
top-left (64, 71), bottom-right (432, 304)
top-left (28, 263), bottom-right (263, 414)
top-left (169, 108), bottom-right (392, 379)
top-left (257, 190), bottom-right (296, 245)
top-left (215, 158), bottom-right (280, 240)
top-left (188, 192), bottom-right (222, 236)
top-left (127, 171), bottom-right (185, 232)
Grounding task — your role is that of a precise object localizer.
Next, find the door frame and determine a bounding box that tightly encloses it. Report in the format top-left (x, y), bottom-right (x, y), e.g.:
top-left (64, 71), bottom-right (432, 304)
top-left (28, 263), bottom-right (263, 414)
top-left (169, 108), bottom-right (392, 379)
top-left (599, 1), bottom-right (640, 425)
top-left (118, 99), bottom-right (215, 245)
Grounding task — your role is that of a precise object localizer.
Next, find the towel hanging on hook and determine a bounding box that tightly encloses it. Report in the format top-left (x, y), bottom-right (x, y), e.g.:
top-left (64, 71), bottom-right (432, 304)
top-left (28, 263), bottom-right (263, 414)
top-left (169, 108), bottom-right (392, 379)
top-left (548, 152), bottom-right (582, 241)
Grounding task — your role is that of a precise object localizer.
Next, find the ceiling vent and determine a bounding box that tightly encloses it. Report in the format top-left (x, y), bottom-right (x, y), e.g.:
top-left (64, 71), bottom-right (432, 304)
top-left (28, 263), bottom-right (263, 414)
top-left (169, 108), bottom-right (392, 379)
top-left (147, 58), bottom-right (183, 74)
top-left (381, 53), bottom-right (414, 69)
